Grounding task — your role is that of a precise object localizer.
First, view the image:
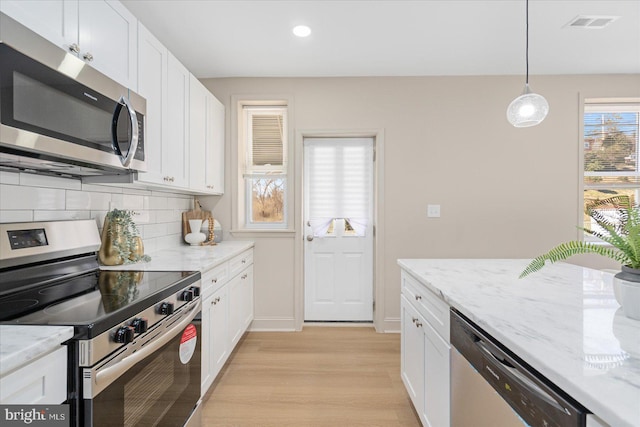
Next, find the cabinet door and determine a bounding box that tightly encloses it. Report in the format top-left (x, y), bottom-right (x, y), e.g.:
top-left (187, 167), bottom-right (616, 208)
top-left (229, 272), bottom-right (247, 347)
top-left (189, 75), bottom-right (208, 192)
top-left (423, 319), bottom-right (451, 427)
top-left (205, 93), bottom-right (225, 194)
top-left (202, 286), bottom-right (229, 395)
top-left (241, 265), bottom-right (254, 330)
top-left (136, 23), bottom-right (167, 185)
top-left (201, 294), bottom-right (213, 394)
top-left (165, 53), bottom-right (190, 188)
top-left (78, 0), bottom-right (137, 89)
top-left (401, 296), bottom-right (425, 418)
top-left (0, 0), bottom-right (78, 52)
top-left (210, 286), bottom-right (229, 380)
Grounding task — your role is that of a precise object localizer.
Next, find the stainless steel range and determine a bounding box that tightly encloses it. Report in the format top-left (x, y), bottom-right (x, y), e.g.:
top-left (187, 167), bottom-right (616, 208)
top-left (0, 220), bottom-right (202, 427)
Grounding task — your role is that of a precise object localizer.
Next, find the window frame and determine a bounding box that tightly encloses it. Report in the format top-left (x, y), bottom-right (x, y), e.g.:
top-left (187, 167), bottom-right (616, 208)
top-left (233, 99), bottom-right (293, 233)
top-left (582, 99), bottom-right (640, 241)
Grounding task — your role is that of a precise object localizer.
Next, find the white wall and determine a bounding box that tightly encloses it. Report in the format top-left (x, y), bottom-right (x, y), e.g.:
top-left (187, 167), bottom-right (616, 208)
top-left (0, 171), bottom-right (193, 253)
top-left (201, 74), bottom-right (640, 332)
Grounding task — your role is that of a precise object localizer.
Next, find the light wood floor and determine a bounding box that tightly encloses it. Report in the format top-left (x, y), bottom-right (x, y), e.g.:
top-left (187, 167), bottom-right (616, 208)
top-left (201, 326), bottom-right (421, 427)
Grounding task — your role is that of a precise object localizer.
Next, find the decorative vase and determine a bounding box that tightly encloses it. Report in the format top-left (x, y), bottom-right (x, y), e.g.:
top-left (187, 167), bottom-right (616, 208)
top-left (185, 219), bottom-right (206, 246)
top-left (99, 219), bottom-right (126, 265)
top-left (613, 265), bottom-right (640, 320)
top-left (130, 236), bottom-right (144, 261)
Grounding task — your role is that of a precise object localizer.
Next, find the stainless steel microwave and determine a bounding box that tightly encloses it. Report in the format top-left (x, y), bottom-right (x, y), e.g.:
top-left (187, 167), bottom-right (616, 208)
top-left (0, 13), bottom-right (146, 178)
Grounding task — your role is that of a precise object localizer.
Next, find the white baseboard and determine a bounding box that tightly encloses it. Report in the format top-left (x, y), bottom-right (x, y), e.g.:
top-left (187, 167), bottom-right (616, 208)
top-left (248, 317), bottom-right (296, 332)
top-left (378, 317), bottom-right (400, 333)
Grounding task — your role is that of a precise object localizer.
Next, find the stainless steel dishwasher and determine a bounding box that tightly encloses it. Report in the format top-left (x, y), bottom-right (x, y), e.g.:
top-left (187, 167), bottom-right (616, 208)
top-left (450, 309), bottom-right (588, 427)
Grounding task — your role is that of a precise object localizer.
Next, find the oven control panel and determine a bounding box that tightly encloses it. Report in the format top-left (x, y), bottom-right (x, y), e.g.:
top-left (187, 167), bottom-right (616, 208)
top-left (7, 228), bottom-right (48, 249)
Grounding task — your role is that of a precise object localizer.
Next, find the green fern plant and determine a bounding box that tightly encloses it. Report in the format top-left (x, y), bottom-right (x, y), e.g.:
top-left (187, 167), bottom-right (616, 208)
top-left (520, 195), bottom-right (640, 278)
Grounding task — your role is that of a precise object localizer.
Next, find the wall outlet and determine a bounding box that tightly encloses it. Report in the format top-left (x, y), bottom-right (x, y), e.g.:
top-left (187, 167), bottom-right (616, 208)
top-left (427, 204), bottom-right (441, 218)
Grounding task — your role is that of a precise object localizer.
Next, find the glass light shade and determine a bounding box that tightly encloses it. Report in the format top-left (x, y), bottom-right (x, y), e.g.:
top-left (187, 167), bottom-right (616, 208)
top-left (507, 84), bottom-right (549, 127)
top-left (292, 25), bottom-right (311, 37)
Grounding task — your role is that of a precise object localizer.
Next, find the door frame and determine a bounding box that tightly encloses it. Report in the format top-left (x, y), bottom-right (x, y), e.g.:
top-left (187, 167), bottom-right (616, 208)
top-left (294, 129), bottom-right (386, 331)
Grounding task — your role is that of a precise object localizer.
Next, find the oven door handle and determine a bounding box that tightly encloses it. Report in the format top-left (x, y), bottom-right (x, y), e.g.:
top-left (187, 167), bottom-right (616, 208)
top-left (87, 301), bottom-right (200, 398)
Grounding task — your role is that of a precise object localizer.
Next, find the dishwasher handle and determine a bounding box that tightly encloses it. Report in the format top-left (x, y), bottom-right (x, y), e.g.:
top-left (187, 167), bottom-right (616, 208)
top-left (476, 340), bottom-right (570, 415)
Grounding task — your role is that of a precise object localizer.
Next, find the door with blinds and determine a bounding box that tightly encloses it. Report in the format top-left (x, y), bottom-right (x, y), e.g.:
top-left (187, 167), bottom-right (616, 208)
top-left (303, 137), bottom-right (374, 321)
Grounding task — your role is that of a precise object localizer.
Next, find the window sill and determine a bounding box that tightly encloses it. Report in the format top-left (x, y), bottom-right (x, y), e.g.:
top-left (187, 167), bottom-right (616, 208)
top-left (230, 229), bottom-right (296, 238)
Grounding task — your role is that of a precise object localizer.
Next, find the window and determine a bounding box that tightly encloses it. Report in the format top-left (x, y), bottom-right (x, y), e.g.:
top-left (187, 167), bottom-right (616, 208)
top-left (583, 101), bottom-right (640, 235)
top-left (240, 105), bottom-right (288, 229)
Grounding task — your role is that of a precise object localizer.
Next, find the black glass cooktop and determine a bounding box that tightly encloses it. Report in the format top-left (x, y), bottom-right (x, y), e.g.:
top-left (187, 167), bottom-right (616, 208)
top-left (0, 268), bottom-right (200, 339)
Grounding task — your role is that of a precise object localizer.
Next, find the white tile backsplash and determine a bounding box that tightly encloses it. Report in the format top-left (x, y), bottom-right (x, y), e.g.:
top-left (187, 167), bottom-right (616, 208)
top-left (0, 184), bottom-right (66, 210)
top-left (0, 172), bottom-right (20, 185)
top-left (20, 173), bottom-right (82, 190)
top-left (66, 190), bottom-right (112, 210)
top-left (0, 172), bottom-right (189, 252)
top-left (0, 210), bottom-right (33, 223)
top-left (34, 210), bottom-right (91, 221)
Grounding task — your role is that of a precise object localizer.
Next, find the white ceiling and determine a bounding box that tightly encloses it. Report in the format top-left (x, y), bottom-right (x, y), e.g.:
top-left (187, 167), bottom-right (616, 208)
top-left (121, 0), bottom-right (640, 78)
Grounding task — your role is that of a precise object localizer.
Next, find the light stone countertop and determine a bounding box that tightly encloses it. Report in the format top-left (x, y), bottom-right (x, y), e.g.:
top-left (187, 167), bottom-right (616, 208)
top-left (0, 325), bottom-right (74, 377)
top-left (100, 240), bottom-right (255, 272)
top-left (397, 259), bottom-right (640, 427)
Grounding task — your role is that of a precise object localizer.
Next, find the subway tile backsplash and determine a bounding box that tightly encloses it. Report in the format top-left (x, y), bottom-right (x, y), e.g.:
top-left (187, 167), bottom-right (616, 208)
top-left (0, 172), bottom-right (194, 252)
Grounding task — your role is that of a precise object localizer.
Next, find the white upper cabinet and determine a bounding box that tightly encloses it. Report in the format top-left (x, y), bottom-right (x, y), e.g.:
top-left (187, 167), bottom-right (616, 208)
top-left (190, 76), bottom-right (225, 195)
top-left (1, 0), bottom-right (137, 89)
top-left (136, 23), bottom-right (167, 185)
top-left (165, 53), bottom-right (190, 188)
top-left (137, 24), bottom-right (189, 189)
top-left (0, 0), bottom-right (77, 49)
top-left (78, 0), bottom-right (137, 89)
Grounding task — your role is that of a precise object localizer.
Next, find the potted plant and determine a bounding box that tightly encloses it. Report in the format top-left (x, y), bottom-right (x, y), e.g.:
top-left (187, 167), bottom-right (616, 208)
top-left (98, 209), bottom-right (151, 265)
top-left (520, 195), bottom-right (640, 320)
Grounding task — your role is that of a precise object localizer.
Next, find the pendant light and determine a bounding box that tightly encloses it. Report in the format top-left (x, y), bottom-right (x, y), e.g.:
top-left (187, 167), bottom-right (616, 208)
top-left (507, 0), bottom-right (549, 127)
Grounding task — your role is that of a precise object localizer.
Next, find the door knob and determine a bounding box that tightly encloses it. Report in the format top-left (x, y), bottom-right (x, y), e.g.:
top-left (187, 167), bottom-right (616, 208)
top-left (306, 235), bottom-right (314, 241)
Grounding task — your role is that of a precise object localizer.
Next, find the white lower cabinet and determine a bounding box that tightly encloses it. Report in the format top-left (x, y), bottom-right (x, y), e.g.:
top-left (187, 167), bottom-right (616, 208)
top-left (201, 285), bottom-right (229, 394)
top-left (401, 271), bottom-right (451, 427)
top-left (229, 265), bottom-right (254, 347)
top-left (0, 346), bottom-right (67, 404)
top-left (201, 248), bottom-right (254, 395)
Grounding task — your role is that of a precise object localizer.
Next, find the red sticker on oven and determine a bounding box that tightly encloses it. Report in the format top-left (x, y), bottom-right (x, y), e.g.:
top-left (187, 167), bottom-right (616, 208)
top-left (179, 324), bottom-right (197, 364)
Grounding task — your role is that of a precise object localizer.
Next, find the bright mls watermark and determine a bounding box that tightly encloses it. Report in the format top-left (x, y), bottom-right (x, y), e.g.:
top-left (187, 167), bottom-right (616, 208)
top-left (1, 405), bottom-right (69, 426)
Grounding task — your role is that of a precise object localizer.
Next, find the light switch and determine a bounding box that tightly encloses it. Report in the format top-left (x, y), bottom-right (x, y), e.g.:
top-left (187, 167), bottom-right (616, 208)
top-left (427, 204), bottom-right (441, 218)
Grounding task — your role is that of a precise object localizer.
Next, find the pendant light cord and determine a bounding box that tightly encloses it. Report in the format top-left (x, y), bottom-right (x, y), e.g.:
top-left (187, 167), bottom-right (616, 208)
top-left (525, 0), bottom-right (529, 85)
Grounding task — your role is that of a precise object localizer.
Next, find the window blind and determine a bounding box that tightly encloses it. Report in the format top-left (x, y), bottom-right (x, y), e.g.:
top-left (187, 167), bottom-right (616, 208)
top-left (245, 107), bottom-right (286, 172)
top-left (305, 138), bottom-right (373, 235)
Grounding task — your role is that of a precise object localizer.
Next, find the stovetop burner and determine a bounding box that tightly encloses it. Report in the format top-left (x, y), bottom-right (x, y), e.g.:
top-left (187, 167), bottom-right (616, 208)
top-left (0, 299), bottom-right (38, 318)
top-left (1, 268), bottom-right (200, 339)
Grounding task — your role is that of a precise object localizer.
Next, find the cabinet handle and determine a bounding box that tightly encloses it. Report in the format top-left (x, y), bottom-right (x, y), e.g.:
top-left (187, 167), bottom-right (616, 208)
top-left (415, 321), bottom-right (422, 328)
top-left (241, 274), bottom-right (247, 279)
top-left (415, 295), bottom-right (422, 301)
top-left (215, 297), bottom-right (221, 303)
top-left (211, 278), bottom-right (217, 283)
top-left (241, 259), bottom-right (246, 264)
top-left (83, 52), bottom-right (94, 62)
top-left (411, 317), bottom-right (417, 324)
top-left (69, 43), bottom-right (80, 53)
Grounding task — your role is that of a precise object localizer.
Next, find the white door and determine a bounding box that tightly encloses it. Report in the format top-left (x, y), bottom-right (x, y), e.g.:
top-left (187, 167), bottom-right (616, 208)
top-left (304, 137), bottom-right (374, 321)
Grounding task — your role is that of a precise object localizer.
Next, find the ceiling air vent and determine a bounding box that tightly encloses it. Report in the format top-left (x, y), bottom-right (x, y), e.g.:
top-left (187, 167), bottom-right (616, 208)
top-left (564, 15), bottom-right (620, 29)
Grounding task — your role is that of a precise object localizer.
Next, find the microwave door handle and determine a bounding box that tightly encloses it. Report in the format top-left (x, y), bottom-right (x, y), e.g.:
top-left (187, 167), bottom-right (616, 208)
top-left (116, 95), bottom-right (139, 168)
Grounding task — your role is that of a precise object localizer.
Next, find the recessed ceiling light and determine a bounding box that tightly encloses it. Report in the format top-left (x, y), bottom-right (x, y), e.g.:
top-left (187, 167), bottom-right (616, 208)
top-left (292, 25), bottom-right (311, 38)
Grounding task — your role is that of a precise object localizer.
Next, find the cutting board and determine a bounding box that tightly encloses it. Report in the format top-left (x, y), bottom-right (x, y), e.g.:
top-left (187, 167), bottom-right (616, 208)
top-left (182, 198), bottom-right (214, 244)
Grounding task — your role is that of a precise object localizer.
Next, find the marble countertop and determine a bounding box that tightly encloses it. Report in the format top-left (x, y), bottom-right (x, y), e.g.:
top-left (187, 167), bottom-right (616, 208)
top-left (0, 325), bottom-right (74, 376)
top-left (100, 240), bottom-right (254, 272)
top-left (397, 259), bottom-right (640, 427)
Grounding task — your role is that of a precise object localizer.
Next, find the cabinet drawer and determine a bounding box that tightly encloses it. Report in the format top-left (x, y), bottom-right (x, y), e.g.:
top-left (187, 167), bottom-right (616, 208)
top-left (229, 249), bottom-right (253, 278)
top-left (0, 346), bottom-right (67, 404)
top-left (202, 262), bottom-right (229, 297)
top-left (402, 272), bottom-right (450, 339)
